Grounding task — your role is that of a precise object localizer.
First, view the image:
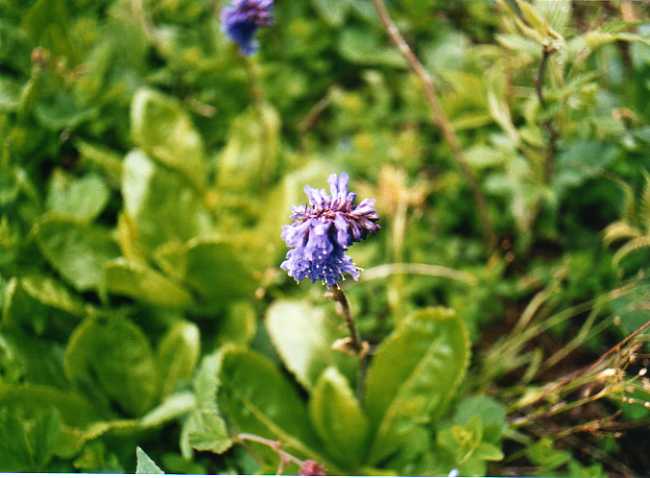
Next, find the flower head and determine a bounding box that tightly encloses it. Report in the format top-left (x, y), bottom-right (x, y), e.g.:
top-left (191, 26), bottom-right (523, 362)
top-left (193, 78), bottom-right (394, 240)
top-left (221, 0), bottom-right (273, 55)
top-left (281, 172), bottom-right (380, 287)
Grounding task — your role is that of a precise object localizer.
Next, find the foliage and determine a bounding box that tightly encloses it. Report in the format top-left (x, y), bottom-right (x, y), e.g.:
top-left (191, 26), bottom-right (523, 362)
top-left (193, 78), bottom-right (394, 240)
top-left (1, 0), bottom-right (650, 475)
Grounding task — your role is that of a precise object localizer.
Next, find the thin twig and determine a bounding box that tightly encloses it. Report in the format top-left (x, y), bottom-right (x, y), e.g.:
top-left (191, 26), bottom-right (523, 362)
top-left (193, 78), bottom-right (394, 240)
top-left (535, 46), bottom-right (559, 183)
top-left (298, 94), bottom-right (332, 133)
top-left (237, 433), bottom-right (303, 474)
top-left (331, 284), bottom-right (369, 400)
top-left (371, 0), bottom-right (496, 252)
top-left (359, 262), bottom-right (477, 285)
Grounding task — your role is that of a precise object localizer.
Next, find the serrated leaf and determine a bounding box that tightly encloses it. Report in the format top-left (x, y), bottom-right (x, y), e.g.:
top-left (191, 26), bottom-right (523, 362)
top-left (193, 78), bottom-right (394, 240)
top-left (64, 317), bottom-right (158, 417)
top-left (365, 307), bottom-right (470, 464)
top-left (181, 353), bottom-right (231, 458)
top-left (265, 299), bottom-right (356, 390)
top-left (131, 88), bottom-right (206, 191)
top-left (136, 447), bottom-right (164, 474)
top-left (103, 258), bottom-right (193, 309)
top-left (158, 321), bottom-right (200, 398)
top-left (34, 216), bottom-right (119, 292)
top-left (309, 367), bottom-right (368, 468)
top-left (181, 409), bottom-right (231, 457)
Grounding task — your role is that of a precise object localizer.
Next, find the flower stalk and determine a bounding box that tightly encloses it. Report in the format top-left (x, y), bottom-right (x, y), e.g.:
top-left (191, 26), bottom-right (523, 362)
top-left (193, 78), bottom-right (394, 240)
top-left (330, 284), bottom-right (369, 401)
top-left (237, 433), bottom-right (327, 475)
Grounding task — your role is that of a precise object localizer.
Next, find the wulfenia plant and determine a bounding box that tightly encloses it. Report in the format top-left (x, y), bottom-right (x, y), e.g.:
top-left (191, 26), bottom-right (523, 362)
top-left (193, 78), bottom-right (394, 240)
top-left (169, 173), bottom-right (499, 477)
top-left (6, 0), bottom-right (649, 475)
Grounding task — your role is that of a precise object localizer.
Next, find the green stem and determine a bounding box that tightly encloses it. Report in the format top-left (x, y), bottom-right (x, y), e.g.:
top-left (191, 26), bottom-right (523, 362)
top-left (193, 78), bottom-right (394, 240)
top-left (331, 284), bottom-right (369, 401)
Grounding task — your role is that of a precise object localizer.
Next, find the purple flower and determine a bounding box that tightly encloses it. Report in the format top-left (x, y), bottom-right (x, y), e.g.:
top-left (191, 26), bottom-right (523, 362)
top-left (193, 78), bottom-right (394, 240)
top-left (221, 0), bottom-right (273, 55)
top-left (281, 173), bottom-right (380, 287)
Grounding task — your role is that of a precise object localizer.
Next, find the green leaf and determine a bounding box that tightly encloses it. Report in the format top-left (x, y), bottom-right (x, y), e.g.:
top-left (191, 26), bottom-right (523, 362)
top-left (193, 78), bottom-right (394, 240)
top-left (18, 274), bottom-right (87, 317)
top-left (0, 77), bottom-right (21, 113)
top-left (309, 367), bottom-right (368, 468)
top-left (437, 416), bottom-right (483, 464)
top-left (46, 172), bottom-right (110, 223)
top-left (452, 395), bottom-right (507, 444)
top-left (525, 438), bottom-right (571, 471)
top-left (63, 392), bottom-right (195, 452)
top-left (103, 258), bottom-right (193, 309)
top-left (218, 104), bottom-right (280, 190)
top-left (183, 238), bottom-right (256, 310)
top-left (2, 275), bottom-right (86, 335)
top-left (136, 447), bottom-right (164, 474)
top-left (138, 391), bottom-right (196, 429)
top-left (265, 299), bottom-right (356, 390)
top-left (0, 383), bottom-right (99, 427)
top-left (474, 442), bottom-right (504, 462)
top-left (22, 0), bottom-right (77, 63)
top-left (64, 317), bottom-right (158, 417)
top-left (34, 216), bottom-right (119, 291)
top-left (216, 301), bottom-right (257, 347)
top-left (73, 441), bottom-right (123, 472)
top-left (131, 89), bottom-right (206, 191)
top-left (553, 141), bottom-right (619, 196)
top-left (568, 460), bottom-right (607, 478)
top-left (217, 347), bottom-right (331, 469)
top-left (534, 0), bottom-right (571, 34)
top-left (158, 321), bottom-right (200, 398)
top-left (339, 29), bottom-right (406, 68)
top-left (311, 0), bottom-right (352, 26)
top-left (181, 353), bottom-right (231, 458)
top-left (0, 406), bottom-right (61, 471)
top-left (0, 331), bottom-right (68, 387)
top-left (122, 150), bottom-right (211, 252)
top-left (76, 141), bottom-right (123, 188)
top-left (365, 307), bottom-right (470, 464)
top-left (435, 416), bottom-right (502, 475)
top-left (35, 93), bottom-right (96, 130)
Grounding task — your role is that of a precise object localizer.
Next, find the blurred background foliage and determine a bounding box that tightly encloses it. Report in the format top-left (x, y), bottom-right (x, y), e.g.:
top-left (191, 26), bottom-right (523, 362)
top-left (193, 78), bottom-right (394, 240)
top-left (2, 0), bottom-right (650, 475)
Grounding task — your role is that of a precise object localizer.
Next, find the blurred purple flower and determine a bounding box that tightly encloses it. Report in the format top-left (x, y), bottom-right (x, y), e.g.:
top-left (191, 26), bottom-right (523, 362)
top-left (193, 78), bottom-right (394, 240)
top-left (221, 0), bottom-right (273, 55)
top-left (281, 172), bottom-right (380, 287)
